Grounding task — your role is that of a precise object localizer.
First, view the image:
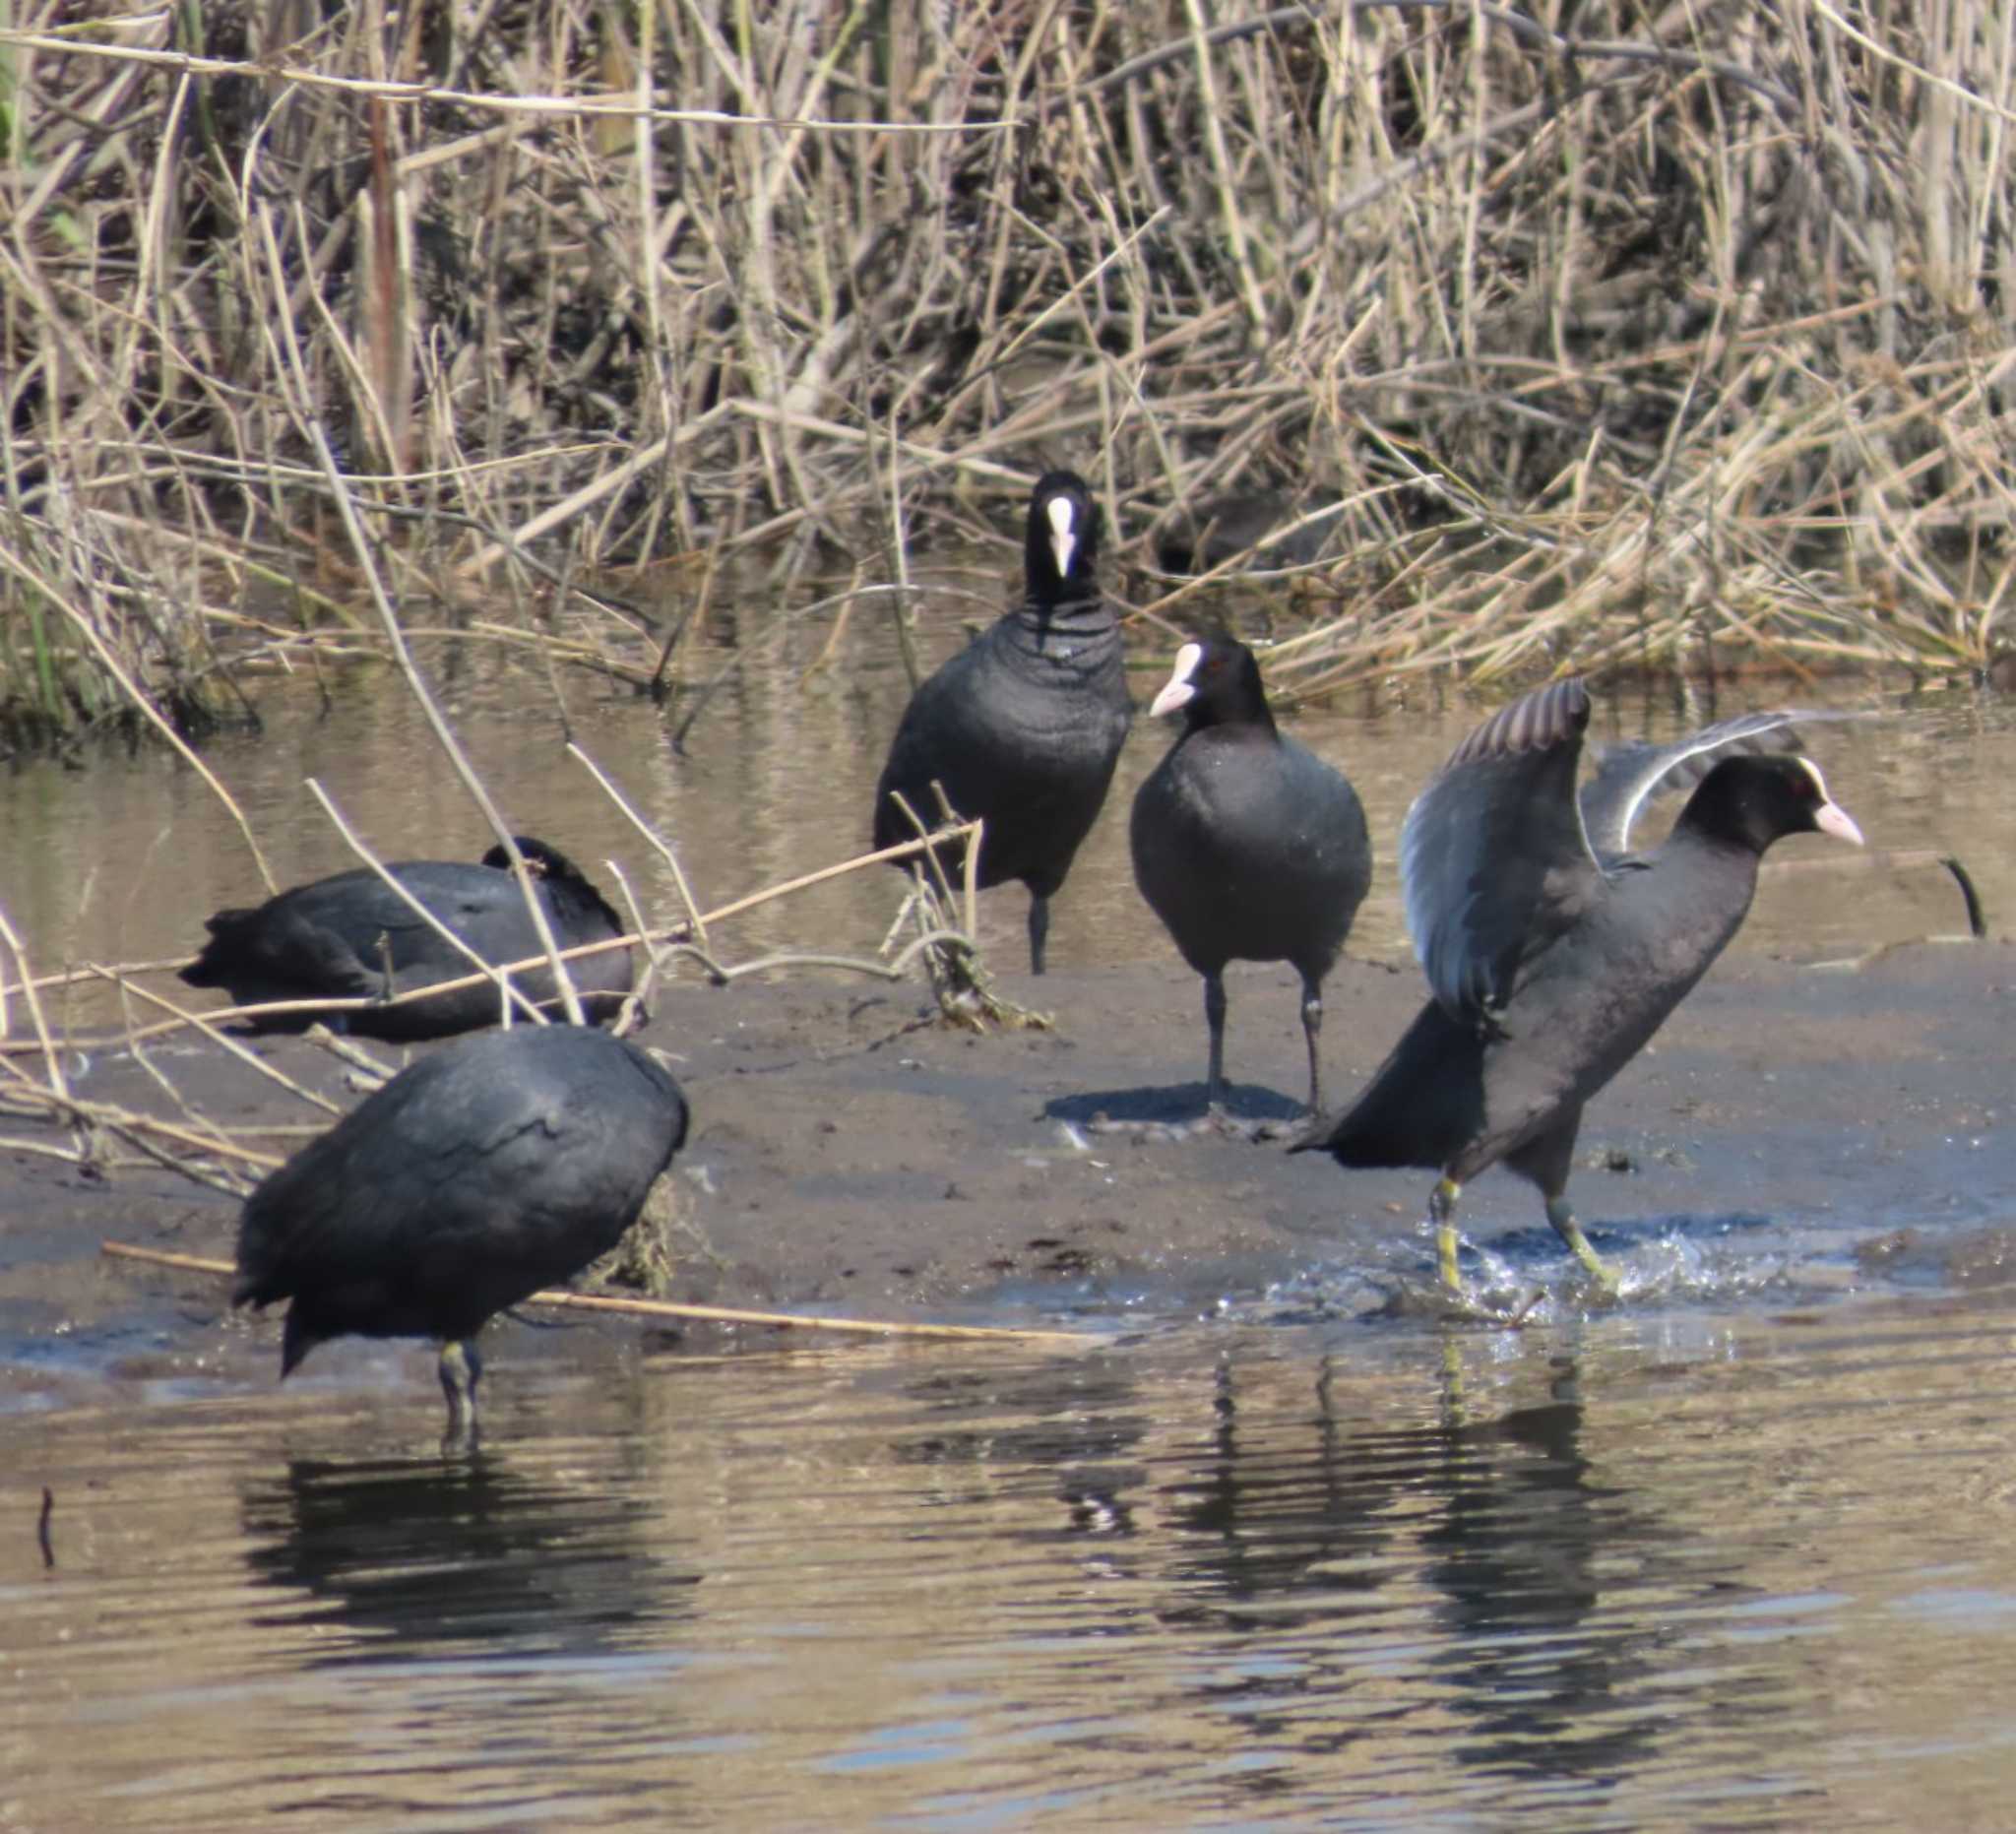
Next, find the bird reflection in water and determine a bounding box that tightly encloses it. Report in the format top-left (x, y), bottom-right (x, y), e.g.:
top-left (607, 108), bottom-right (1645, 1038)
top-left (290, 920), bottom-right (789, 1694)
top-left (239, 1453), bottom-right (694, 1660)
top-left (1156, 1352), bottom-right (1745, 1797)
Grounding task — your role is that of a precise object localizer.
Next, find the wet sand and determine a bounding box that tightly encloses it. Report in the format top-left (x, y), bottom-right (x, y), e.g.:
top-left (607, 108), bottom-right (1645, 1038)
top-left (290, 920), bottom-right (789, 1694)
top-left (5, 936), bottom-right (2013, 1384)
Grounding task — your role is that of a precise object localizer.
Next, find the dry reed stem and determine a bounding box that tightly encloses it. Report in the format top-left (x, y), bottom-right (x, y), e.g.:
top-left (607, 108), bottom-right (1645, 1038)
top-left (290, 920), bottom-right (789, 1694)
top-left (0, 32), bottom-right (1028, 132)
top-left (99, 1242), bottom-right (1095, 1344)
top-left (98, 974), bottom-right (355, 1119)
top-left (566, 741), bottom-right (710, 948)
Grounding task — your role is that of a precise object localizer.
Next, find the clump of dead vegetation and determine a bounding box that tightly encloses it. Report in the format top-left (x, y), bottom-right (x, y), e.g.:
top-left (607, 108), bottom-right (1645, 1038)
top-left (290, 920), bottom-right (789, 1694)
top-left (3, 0), bottom-right (2014, 754)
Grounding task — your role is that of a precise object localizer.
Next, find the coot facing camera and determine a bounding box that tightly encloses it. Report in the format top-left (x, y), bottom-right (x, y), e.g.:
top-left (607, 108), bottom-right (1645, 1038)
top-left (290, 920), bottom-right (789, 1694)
top-left (872, 471), bottom-right (1132, 975)
top-left (1131, 637), bottom-right (1370, 1110)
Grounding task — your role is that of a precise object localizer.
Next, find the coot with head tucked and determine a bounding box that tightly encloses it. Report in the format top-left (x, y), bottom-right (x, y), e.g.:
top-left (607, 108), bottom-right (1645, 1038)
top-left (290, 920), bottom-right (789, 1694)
top-left (872, 471), bottom-right (1132, 975)
top-left (181, 836), bottom-right (633, 1039)
top-left (234, 1023), bottom-right (689, 1442)
top-left (1294, 679), bottom-right (1863, 1293)
top-left (1131, 637), bottom-right (1370, 1111)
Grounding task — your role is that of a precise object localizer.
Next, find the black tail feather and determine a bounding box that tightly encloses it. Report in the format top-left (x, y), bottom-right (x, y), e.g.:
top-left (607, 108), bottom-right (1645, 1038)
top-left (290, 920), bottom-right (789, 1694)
top-left (1291, 998), bottom-right (1482, 1172)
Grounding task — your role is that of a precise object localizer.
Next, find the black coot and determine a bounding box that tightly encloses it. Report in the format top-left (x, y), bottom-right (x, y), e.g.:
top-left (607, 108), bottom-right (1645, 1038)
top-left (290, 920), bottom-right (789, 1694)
top-left (181, 836), bottom-right (633, 1039)
top-left (1130, 638), bottom-right (1370, 1110)
top-left (234, 1024), bottom-right (689, 1440)
top-left (872, 471), bottom-right (1132, 975)
top-left (1294, 679), bottom-right (1863, 1293)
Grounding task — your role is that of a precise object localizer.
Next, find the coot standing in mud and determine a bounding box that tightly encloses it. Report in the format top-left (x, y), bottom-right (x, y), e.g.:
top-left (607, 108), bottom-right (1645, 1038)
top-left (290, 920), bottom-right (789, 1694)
top-left (1131, 638), bottom-right (1370, 1112)
top-left (234, 1024), bottom-right (689, 1443)
top-left (872, 471), bottom-right (1132, 975)
top-left (181, 836), bottom-right (634, 1039)
top-left (1294, 679), bottom-right (1863, 1295)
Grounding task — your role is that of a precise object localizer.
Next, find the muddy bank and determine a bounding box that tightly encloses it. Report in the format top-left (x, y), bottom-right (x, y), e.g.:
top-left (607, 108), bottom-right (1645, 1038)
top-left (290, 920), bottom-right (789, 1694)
top-left (3, 936), bottom-right (2013, 1399)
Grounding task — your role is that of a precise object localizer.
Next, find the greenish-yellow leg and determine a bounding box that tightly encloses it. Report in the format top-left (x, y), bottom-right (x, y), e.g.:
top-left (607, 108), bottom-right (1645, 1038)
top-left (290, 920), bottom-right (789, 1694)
top-left (1430, 1177), bottom-right (1463, 1292)
top-left (1546, 1195), bottom-right (1619, 1294)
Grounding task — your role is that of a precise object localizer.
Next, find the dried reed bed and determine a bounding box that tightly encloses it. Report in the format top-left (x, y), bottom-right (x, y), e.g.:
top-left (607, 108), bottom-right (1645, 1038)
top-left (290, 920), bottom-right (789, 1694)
top-left (4, 0), bottom-right (2014, 751)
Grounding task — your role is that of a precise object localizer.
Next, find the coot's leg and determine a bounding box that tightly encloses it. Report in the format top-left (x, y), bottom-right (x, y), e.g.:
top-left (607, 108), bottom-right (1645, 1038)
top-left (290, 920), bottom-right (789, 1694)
top-left (1509, 1111), bottom-right (1617, 1294)
top-left (1430, 1176), bottom-right (1463, 1292)
top-left (1028, 893), bottom-right (1050, 977)
top-left (1203, 971), bottom-right (1228, 1107)
top-left (1296, 970), bottom-right (1324, 1112)
top-left (1544, 1195), bottom-right (1617, 1294)
top-left (438, 1338), bottom-right (483, 1446)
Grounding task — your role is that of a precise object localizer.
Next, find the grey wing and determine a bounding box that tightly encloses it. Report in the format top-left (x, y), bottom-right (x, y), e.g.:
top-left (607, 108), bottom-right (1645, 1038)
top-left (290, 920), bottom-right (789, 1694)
top-left (1400, 678), bottom-right (1603, 1028)
top-left (1579, 710), bottom-right (1826, 858)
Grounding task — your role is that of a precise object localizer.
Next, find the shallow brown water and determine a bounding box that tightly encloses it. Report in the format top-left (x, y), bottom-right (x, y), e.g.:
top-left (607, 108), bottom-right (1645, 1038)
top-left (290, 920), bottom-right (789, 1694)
top-left (3, 587), bottom-right (2016, 1826)
top-left (9, 1305), bottom-right (2016, 1829)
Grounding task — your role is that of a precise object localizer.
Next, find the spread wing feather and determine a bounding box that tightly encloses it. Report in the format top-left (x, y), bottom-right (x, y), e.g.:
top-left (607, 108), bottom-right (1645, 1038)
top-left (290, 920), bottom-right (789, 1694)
top-left (1400, 679), bottom-right (1602, 1029)
top-left (1578, 711), bottom-right (1816, 859)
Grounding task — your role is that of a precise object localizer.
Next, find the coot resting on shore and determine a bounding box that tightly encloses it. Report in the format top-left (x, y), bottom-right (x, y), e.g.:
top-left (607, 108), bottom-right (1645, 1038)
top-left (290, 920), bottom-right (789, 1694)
top-left (182, 836), bottom-right (633, 1039)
